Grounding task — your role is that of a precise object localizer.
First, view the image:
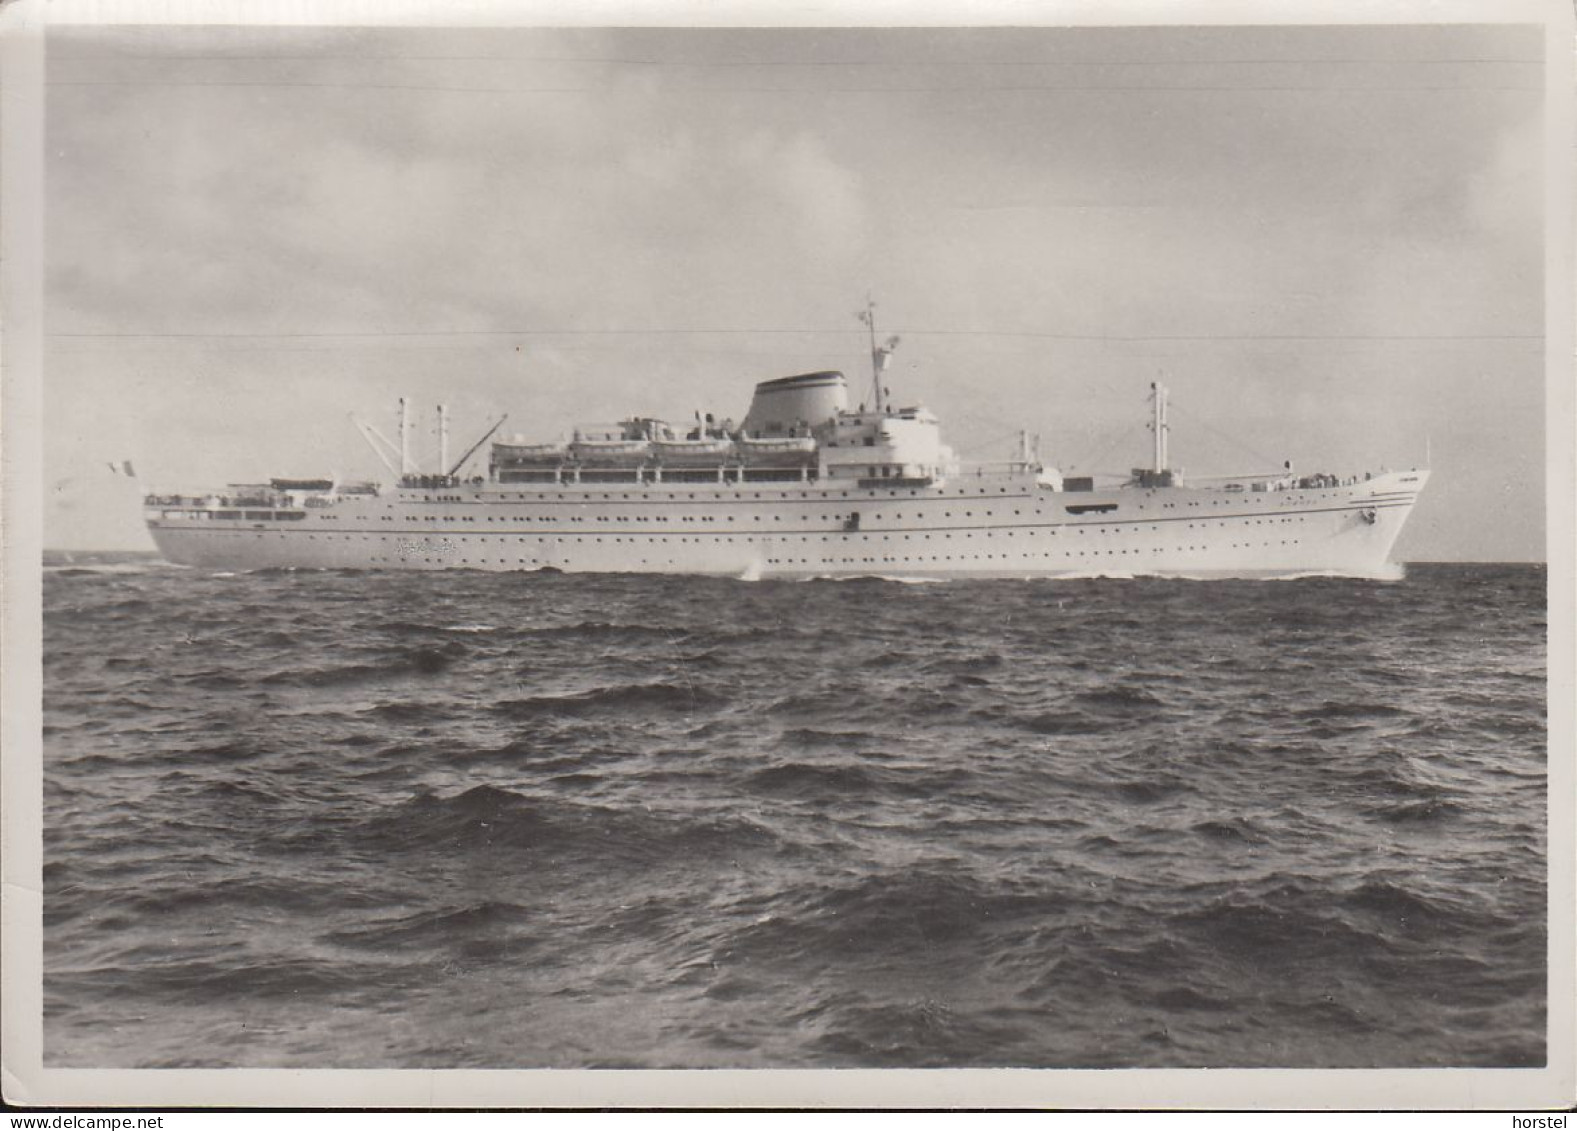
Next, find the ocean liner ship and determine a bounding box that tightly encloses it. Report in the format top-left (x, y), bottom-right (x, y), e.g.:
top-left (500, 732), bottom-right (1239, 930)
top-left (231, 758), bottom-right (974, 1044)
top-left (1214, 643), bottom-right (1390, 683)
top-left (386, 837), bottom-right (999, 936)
top-left (143, 311), bottom-right (1428, 578)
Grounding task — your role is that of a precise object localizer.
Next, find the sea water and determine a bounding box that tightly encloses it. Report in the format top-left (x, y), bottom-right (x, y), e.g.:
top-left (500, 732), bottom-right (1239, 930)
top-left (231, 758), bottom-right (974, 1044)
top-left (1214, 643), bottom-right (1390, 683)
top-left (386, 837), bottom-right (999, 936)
top-left (40, 557), bottom-right (1546, 1068)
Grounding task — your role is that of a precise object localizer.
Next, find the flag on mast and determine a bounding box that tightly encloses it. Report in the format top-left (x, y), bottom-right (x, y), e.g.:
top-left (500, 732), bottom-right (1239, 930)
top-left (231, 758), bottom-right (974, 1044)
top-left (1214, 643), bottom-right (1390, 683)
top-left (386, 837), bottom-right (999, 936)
top-left (873, 335), bottom-right (900, 373)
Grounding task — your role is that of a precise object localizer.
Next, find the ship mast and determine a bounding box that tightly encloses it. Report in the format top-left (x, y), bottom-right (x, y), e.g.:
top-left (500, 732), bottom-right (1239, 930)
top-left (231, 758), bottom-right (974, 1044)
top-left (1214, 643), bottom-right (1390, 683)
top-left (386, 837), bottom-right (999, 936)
top-left (437, 403), bottom-right (449, 478)
top-left (1150, 381), bottom-right (1169, 473)
top-left (857, 295), bottom-right (900, 414)
top-left (398, 396), bottom-right (414, 475)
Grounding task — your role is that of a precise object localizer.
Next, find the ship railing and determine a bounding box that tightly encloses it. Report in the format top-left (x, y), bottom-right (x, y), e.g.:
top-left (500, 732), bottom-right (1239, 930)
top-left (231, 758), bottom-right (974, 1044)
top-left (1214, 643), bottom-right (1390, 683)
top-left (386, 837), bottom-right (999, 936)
top-left (495, 463), bottom-right (820, 486)
top-left (1288, 471), bottom-right (1377, 489)
top-left (1169, 471), bottom-right (1282, 485)
top-left (143, 492), bottom-right (282, 508)
top-left (400, 473), bottom-right (469, 489)
top-left (955, 460), bottom-right (1041, 476)
top-left (1162, 470), bottom-right (1377, 491)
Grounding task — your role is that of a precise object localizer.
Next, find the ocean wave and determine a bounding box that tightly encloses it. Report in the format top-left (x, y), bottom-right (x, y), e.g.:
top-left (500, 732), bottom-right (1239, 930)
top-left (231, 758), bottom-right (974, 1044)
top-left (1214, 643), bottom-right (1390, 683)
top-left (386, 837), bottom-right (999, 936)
top-left (256, 644), bottom-right (468, 686)
top-left (1293, 700), bottom-right (1409, 721)
top-left (492, 682), bottom-right (725, 719)
top-left (84, 877), bottom-right (401, 921)
top-left (800, 573), bottom-right (951, 584)
top-left (524, 621), bottom-right (693, 642)
top-left (1190, 818), bottom-right (1263, 843)
top-left (1015, 709), bottom-right (1105, 735)
top-left (806, 996), bottom-right (1033, 1066)
top-left (44, 563), bottom-right (175, 577)
top-left (49, 955), bottom-right (413, 1004)
top-left (1074, 686), bottom-right (1169, 711)
top-left (722, 870), bottom-right (1068, 969)
top-left (381, 620), bottom-right (501, 637)
top-left (778, 727), bottom-right (882, 749)
top-left (322, 900), bottom-right (536, 951)
top-left (1367, 798), bottom-right (1465, 824)
top-left (745, 761), bottom-right (884, 799)
top-left (309, 783), bottom-right (789, 870)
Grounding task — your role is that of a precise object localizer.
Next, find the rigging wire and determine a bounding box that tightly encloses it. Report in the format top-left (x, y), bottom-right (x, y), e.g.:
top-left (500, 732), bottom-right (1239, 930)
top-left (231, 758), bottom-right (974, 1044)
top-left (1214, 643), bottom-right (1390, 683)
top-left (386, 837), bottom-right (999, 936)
top-left (1064, 421), bottom-right (1149, 475)
top-left (946, 407), bottom-right (1042, 459)
top-left (49, 327), bottom-right (1540, 342)
top-left (1167, 399), bottom-right (1285, 471)
top-left (951, 428), bottom-right (1027, 460)
top-left (48, 53), bottom-right (1542, 65)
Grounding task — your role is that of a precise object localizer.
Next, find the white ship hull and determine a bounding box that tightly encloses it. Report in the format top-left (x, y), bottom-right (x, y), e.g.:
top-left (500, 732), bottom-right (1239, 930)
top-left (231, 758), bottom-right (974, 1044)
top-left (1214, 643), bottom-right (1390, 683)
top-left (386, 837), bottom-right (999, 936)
top-left (146, 468), bottom-right (1428, 578)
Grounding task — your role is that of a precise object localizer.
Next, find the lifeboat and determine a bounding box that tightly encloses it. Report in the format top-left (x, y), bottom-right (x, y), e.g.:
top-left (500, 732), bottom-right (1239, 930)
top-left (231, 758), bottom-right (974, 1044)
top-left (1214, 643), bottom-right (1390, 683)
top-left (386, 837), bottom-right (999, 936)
top-left (736, 435), bottom-right (817, 467)
top-left (653, 438), bottom-right (735, 464)
top-left (493, 440), bottom-right (570, 463)
top-left (569, 438), bottom-right (652, 466)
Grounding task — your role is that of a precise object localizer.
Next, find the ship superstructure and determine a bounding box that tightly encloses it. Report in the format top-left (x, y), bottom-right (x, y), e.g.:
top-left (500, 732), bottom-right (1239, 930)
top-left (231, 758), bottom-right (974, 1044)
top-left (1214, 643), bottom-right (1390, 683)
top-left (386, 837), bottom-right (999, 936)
top-left (143, 311), bottom-right (1428, 577)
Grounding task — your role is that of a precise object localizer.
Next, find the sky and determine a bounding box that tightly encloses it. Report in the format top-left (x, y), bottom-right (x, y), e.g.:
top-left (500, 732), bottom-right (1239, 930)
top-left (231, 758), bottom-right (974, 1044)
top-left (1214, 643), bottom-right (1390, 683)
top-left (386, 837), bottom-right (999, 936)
top-left (41, 21), bottom-right (1548, 559)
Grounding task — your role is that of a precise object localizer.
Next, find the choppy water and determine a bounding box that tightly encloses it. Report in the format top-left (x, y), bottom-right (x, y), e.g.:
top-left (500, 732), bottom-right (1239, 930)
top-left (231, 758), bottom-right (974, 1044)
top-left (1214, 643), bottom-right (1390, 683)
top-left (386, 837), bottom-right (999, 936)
top-left (41, 556), bottom-right (1546, 1068)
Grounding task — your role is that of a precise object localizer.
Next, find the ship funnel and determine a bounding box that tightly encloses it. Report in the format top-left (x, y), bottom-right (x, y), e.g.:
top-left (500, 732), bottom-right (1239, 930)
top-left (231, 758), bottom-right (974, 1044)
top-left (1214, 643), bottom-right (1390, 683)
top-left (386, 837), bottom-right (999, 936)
top-left (741, 371), bottom-right (848, 437)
